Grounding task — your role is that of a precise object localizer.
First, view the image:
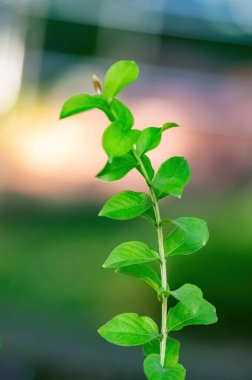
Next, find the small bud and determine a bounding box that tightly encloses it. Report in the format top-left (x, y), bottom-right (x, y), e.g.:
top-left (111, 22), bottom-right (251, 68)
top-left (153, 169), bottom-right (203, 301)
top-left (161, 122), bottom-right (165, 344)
top-left (92, 74), bottom-right (102, 94)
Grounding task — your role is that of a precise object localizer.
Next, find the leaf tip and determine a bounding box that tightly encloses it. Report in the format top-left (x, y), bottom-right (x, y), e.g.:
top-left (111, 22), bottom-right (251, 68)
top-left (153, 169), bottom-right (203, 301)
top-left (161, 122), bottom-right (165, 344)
top-left (98, 209), bottom-right (104, 217)
top-left (59, 108), bottom-right (66, 120)
top-left (97, 326), bottom-right (103, 337)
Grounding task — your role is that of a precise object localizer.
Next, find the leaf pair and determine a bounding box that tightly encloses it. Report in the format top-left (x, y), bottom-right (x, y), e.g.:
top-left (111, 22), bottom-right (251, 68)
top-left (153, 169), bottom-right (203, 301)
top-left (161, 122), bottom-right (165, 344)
top-left (143, 338), bottom-right (186, 380)
top-left (98, 154), bottom-right (191, 199)
top-left (60, 60), bottom-right (139, 118)
top-left (143, 337), bottom-right (180, 367)
top-left (100, 191), bottom-right (209, 258)
top-left (144, 354), bottom-right (186, 380)
top-left (60, 61), bottom-right (140, 160)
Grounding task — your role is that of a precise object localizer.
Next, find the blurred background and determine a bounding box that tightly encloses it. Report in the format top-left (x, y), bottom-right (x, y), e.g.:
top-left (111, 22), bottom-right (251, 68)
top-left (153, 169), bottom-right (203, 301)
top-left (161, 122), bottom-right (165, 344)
top-left (0, 0), bottom-right (251, 379)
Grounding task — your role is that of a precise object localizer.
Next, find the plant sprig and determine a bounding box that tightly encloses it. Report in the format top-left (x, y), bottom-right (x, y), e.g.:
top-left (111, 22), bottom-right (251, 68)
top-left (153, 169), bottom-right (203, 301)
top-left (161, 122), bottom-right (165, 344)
top-left (60, 60), bottom-right (218, 380)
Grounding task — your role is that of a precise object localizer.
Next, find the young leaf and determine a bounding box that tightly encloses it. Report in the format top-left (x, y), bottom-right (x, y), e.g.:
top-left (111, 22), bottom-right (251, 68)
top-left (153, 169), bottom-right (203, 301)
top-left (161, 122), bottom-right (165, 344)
top-left (170, 284), bottom-right (203, 313)
top-left (98, 313), bottom-right (158, 346)
top-left (99, 190), bottom-right (151, 220)
top-left (103, 242), bottom-right (159, 269)
top-left (153, 157), bottom-right (190, 198)
top-left (165, 217), bottom-right (209, 257)
top-left (96, 154), bottom-right (135, 182)
top-left (136, 127), bottom-right (162, 156)
top-left (110, 99), bottom-right (134, 130)
top-left (103, 60), bottom-right (139, 102)
top-left (143, 337), bottom-right (181, 368)
top-left (117, 263), bottom-right (161, 292)
top-left (144, 354), bottom-right (186, 380)
top-left (102, 121), bottom-right (140, 159)
top-left (167, 298), bottom-right (218, 332)
top-left (162, 122), bottom-right (180, 131)
top-left (60, 94), bottom-right (113, 120)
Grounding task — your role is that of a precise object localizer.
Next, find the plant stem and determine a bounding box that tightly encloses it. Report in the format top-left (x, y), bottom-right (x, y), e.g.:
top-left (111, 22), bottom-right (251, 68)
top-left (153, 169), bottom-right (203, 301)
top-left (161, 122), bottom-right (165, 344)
top-left (152, 193), bottom-right (167, 367)
top-left (132, 148), bottom-right (168, 367)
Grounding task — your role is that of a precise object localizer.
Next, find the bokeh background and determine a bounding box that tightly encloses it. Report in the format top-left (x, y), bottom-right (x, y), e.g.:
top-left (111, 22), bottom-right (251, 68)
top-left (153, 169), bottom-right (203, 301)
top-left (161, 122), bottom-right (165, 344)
top-left (0, 0), bottom-right (251, 379)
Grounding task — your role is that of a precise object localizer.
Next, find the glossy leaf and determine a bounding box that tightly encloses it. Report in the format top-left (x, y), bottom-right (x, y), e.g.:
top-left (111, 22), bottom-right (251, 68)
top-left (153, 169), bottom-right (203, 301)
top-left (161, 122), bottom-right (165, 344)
top-left (98, 313), bottom-right (158, 346)
top-left (170, 284), bottom-right (203, 313)
top-left (102, 121), bottom-right (140, 158)
top-left (117, 263), bottom-right (161, 292)
top-left (96, 154), bottom-right (135, 182)
top-left (162, 122), bottom-right (180, 131)
top-left (143, 337), bottom-right (180, 368)
top-left (99, 190), bottom-right (151, 220)
top-left (144, 354), bottom-right (186, 380)
top-left (103, 60), bottom-right (139, 102)
top-left (103, 242), bottom-right (159, 269)
top-left (110, 99), bottom-right (134, 130)
top-left (136, 127), bottom-right (162, 156)
top-left (167, 298), bottom-right (218, 332)
top-left (165, 217), bottom-right (209, 257)
top-left (153, 157), bottom-right (190, 198)
top-left (60, 94), bottom-right (113, 120)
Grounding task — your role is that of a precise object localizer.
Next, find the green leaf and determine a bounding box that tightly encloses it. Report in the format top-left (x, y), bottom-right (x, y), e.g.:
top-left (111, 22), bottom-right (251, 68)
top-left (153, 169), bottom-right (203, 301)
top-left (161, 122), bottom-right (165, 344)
top-left (162, 122), bottom-right (180, 131)
top-left (137, 154), bottom-right (155, 180)
top-left (144, 354), bottom-right (186, 380)
top-left (98, 313), bottom-right (158, 346)
top-left (167, 298), bottom-right (218, 332)
top-left (99, 190), bottom-right (151, 220)
top-left (102, 121), bottom-right (140, 159)
top-left (153, 157), bottom-right (191, 198)
top-left (117, 263), bottom-right (161, 292)
top-left (103, 60), bottom-right (139, 103)
top-left (170, 284), bottom-right (203, 313)
top-left (110, 99), bottom-right (134, 130)
top-left (143, 338), bottom-right (160, 357)
top-left (164, 338), bottom-right (181, 368)
top-left (60, 94), bottom-right (113, 120)
top-left (143, 337), bottom-right (181, 368)
top-left (141, 207), bottom-right (156, 225)
top-left (96, 154), bottom-right (135, 182)
top-left (165, 217), bottom-right (209, 257)
top-left (136, 127), bottom-right (162, 156)
top-left (103, 242), bottom-right (159, 269)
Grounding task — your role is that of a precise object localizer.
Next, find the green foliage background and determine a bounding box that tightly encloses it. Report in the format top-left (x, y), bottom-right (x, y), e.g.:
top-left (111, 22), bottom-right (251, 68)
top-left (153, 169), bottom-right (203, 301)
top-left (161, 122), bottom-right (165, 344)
top-left (0, 189), bottom-right (250, 334)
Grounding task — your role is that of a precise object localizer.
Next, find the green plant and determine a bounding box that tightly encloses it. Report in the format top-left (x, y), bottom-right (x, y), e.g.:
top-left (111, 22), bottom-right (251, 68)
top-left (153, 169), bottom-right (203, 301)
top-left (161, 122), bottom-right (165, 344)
top-left (60, 60), bottom-right (217, 380)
